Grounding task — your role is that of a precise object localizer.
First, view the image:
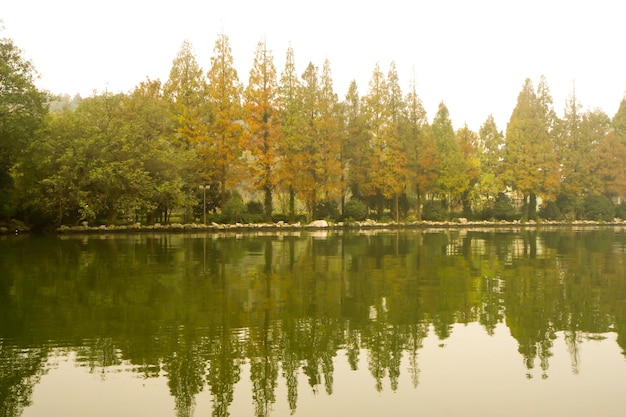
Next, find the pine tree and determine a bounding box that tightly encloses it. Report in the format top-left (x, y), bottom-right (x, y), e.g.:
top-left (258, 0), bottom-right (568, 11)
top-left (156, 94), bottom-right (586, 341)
top-left (477, 114), bottom-right (504, 203)
top-left (404, 76), bottom-right (436, 220)
top-left (342, 80), bottom-right (368, 206)
top-left (502, 78), bottom-right (560, 220)
top-left (361, 63), bottom-right (408, 219)
top-left (277, 45), bottom-right (302, 221)
top-left (432, 102), bottom-right (467, 209)
top-left (457, 124), bottom-right (481, 217)
top-left (163, 39), bottom-right (208, 150)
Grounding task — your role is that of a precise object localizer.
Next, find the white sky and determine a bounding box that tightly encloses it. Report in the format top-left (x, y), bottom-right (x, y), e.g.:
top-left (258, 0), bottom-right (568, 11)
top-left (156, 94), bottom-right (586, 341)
top-left (3, 0), bottom-right (625, 131)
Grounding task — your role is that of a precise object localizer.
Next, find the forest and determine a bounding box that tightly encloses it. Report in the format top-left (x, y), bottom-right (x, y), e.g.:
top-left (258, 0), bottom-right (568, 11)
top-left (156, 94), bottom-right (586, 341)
top-left (2, 32), bottom-right (626, 231)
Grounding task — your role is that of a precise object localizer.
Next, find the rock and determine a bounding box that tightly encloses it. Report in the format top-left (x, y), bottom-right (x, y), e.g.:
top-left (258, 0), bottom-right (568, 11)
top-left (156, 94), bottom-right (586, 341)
top-left (307, 219), bottom-right (329, 228)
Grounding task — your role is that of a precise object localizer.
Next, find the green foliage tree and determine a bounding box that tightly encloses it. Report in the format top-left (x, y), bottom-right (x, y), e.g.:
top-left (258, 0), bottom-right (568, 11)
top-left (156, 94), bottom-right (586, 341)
top-left (612, 97), bottom-right (626, 141)
top-left (315, 59), bottom-right (344, 215)
top-left (0, 34), bottom-right (48, 219)
top-left (457, 124), bottom-right (481, 217)
top-left (403, 74), bottom-right (433, 220)
top-left (289, 60), bottom-right (343, 222)
top-left (554, 87), bottom-right (604, 219)
top-left (597, 131), bottom-right (626, 201)
top-left (361, 63), bottom-right (409, 219)
top-left (16, 82), bottom-right (194, 227)
top-left (163, 39), bottom-right (209, 150)
top-left (342, 80), bottom-right (369, 203)
top-left (277, 45), bottom-right (302, 221)
top-left (432, 102), bottom-right (467, 208)
top-left (477, 115), bottom-right (504, 208)
top-left (502, 78), bottom-right (560, 220)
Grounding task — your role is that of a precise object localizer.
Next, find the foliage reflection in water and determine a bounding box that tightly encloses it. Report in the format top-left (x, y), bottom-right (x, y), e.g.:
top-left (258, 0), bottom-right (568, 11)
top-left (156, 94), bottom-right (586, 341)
top-left (2, 228), bottom-right (626, 417)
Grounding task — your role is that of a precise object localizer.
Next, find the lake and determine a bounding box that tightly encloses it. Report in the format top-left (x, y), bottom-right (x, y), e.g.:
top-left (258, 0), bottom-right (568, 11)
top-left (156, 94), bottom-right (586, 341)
top-left (2, 227), bottom-right (626, 417)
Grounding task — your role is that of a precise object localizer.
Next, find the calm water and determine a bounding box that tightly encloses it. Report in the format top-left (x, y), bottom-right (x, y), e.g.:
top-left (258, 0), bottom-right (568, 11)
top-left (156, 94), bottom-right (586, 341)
top-left (2, 227), bottom-right (626, 417)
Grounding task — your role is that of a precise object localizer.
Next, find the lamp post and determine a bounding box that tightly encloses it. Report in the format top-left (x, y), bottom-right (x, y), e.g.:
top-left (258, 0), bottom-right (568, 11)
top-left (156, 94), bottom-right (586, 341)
top-left (199, 184), bottom-right (210, 225)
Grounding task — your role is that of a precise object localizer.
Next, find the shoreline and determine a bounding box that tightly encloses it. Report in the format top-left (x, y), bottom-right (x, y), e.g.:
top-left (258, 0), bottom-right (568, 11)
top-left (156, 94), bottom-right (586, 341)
top-left (50, 218), bottom-right (626, 235)
top-left (3, 218), bottom-right (626, 236)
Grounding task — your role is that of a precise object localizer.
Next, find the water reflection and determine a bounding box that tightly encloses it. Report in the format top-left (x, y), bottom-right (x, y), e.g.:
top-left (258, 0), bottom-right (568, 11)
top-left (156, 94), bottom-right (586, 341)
top-left (1, 227), bottom-right (626, 416)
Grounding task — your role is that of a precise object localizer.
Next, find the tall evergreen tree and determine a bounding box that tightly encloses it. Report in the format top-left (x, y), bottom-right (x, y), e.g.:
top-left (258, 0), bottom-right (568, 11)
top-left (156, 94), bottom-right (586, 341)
top-left (342, 80), bottom-right (368, 205)
top-left (612, 97), bottom-right (626, 142)
top-left (502, 78), bottom-right (560, 220)
top-left (316, 59), bottom-right (344, 212)
top-left (597, 131), bottom-right (626, 201)
top-left (555, 86), bottom-right (604, 218)
top-left (457, 124), bottom-right (481, 217)
top-left (361, 63), bottom-right (408, 218)
top-left (163, 39), bottom-right (208, 150)
top-left (432, 102), bottom-right (467, 208)
top-left (277, 45), bottom-right (302, 221)
top-left (477, 114), bottom-right (504, 203)
top-left (162, 40), bottom-right (209, 219)
top-left (293, 61), bottom-right (342, 221)
top-left (404, 76), bottom-right (436, 220)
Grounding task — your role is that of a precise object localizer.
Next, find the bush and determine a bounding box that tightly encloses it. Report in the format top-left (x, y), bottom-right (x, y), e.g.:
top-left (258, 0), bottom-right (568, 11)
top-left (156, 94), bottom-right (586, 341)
top-left (246, 200), bottom-right (264, 215)
top-left (422, 200), bottom-right (447, 221)
top-left (343, 199), bottom-right (368, 221)
top-left (493, 193), bottom-right (518, 221)
top-left (615, 202), bottom-right (626, 220)
top-left (555, 194), bottom-right (583, 220)
top-left (539, 201), bottom-right (563, 221)
top-left (315, 200), bottom-right (340, 221)
top-left (583, 194), bottom-right (614, 221)
top-left (222, 195), bottom-right (246, 223)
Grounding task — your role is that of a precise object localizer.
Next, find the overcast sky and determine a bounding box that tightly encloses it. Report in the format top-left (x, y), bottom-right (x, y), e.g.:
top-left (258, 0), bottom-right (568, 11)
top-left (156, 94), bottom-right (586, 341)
top-left (3, 0), bottom-right (625, 131)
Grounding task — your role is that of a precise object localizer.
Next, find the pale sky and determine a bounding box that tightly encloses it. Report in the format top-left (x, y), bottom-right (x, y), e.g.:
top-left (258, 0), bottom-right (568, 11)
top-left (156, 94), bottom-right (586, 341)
top-left (3, 0), bottom-right (625, 131)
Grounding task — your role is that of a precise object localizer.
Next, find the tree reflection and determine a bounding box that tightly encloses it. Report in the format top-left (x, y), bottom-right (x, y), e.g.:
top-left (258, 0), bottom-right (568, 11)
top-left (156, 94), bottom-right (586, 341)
top-left (0, 344), bottom-right (48, 417)
top-left (2, 228), bottom-right (626, 415)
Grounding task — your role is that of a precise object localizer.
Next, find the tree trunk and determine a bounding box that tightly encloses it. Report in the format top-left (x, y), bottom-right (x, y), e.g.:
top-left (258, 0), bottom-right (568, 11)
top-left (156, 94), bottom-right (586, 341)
top-left (289, 187), bottom-right (295, 223)
top-left (393, 194), bottom-right (399, 222)
top-left (529, 193), bottom-right (538, 220)
top-left (416, 186), bottom-right (422, 221)
top-left (461, 190), bottom-right (472, 218)
top-left (264, 186), bottom-right (272, 222)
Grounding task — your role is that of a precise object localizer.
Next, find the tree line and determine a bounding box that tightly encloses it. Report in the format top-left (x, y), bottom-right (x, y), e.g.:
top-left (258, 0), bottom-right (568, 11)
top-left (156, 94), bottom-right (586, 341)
top-left (3, 32), bottom-right (626, 229)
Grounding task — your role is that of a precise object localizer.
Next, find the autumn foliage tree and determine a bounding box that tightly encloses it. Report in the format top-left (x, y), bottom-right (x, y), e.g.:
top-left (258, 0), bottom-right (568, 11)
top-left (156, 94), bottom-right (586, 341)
top-left (361, 63), bottom-right (409, 219)
top-left (292, 61), bottom-right (343, 222)
top-left (243, 40), bottom-right (282, 220)
top-left (206, 32), bottom-right (244, 207)
top-left (402, 75), bottom-right (433, 220)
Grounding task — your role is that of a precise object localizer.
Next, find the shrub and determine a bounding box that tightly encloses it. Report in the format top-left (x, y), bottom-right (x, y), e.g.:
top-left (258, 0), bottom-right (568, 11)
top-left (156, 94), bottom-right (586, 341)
top-left (246, 200), bottom-right (264, 215)
top-left (222, 195), bottom-right (246, 223)
top-left (315, 200), bottom-right (339, 221)
top-left (539, 201), bottom-right (563, 221)
top-left (493, 193), bottom-right (518, 221)
top-left (616, 202), bottom-right (626, 220)
top-left (343, 199), bottom-right (368, 221)
top-left (422, 200), bottom-right (447, 221)
top-left (583, 194), bottom-right (614, 221)
top-left (555, 194), bottom-right (583, 220)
